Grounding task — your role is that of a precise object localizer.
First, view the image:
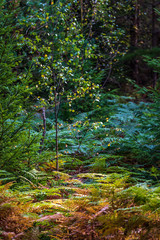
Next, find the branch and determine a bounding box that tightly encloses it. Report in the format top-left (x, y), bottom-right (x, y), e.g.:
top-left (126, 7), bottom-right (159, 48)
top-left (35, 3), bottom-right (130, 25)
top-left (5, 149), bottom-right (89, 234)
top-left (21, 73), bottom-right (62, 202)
top-left (91, 204), bottom-right (109, 220)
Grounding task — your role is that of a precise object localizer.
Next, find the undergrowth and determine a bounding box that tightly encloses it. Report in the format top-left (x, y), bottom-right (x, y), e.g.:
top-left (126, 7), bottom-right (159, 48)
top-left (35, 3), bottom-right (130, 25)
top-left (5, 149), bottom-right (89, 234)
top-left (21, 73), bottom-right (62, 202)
top-left (0, 169), bottom-right (160, 239)
top-left (0, 91), bottom-right (160, 239)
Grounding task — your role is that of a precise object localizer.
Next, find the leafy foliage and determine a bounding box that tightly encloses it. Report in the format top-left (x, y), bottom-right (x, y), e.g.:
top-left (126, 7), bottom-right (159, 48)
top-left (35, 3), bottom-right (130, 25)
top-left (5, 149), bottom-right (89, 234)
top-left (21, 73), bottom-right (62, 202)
top-left (38, 92), bottom-right (160, 173)
top-left (0, 1), bottom-right (40, 172)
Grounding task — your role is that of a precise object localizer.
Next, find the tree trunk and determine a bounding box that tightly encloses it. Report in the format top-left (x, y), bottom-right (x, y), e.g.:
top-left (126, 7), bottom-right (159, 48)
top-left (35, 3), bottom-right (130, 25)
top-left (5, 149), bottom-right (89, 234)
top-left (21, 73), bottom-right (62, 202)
top-left (152, 0), bottom-right (158, 88)
top-left (39, 107), bottom-right (46, 154)
top-left (130, 0), bottom-right (140, 84)
top-left (80, 0), bottom-right (83, 24)
top-left (54, 93), bottom-right (59, 171)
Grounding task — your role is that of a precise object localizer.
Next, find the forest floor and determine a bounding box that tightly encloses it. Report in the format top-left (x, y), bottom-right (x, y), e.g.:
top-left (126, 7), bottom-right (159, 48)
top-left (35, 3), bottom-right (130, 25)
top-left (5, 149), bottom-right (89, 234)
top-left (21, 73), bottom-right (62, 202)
top-left (0, 167), bottom-right (160, 240)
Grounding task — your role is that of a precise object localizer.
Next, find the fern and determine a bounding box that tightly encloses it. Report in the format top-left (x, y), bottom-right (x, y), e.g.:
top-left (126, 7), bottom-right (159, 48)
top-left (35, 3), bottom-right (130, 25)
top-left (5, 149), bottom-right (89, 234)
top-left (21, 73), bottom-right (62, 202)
top-left (0, 170), bottom-right (17, 183)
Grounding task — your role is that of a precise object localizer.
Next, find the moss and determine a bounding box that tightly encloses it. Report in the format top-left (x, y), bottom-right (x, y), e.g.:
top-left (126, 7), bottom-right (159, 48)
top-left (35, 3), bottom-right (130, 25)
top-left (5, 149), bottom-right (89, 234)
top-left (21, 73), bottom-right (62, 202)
top-left (77, 173), bottom-right (108, 179)
top-left (49, 171), bottom-right (71, 180)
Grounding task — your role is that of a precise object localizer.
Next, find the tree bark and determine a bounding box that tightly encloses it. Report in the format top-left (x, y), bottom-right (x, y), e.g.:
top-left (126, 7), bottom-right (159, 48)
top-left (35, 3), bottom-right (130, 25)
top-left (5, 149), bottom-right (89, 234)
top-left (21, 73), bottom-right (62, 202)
top-left (130, 0), bottom-right (140, 84)
top-left (39, 107), bottom-right (46, 154)
top-left (80, 0), bottom-right (83, 24)
top-left (54, 92), bottom-right (59, 171)
top-left (152, 0), bottom-right (158, 88)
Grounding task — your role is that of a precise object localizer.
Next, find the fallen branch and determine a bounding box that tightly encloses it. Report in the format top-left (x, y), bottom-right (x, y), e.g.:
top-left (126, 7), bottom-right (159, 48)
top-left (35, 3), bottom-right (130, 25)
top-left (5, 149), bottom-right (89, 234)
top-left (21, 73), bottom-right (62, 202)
top-left (12, 232), bottom-right (24, 239)
top-left (36, 213), bottom-right (64, 222)
top-left (91, 204), bottom-right (109, 220)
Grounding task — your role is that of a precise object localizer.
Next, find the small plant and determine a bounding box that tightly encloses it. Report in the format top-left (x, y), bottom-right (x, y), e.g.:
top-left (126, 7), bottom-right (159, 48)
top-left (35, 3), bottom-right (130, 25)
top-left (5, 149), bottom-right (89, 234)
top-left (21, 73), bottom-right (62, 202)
top-left (0, 182), bottom-right (33, 239)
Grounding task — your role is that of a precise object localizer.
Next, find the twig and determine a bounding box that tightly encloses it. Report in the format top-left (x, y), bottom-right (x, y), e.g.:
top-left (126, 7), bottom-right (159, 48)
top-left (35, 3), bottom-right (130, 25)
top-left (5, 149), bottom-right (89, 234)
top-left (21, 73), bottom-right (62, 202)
top-left (91, 204), bottom-right (109, 220)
